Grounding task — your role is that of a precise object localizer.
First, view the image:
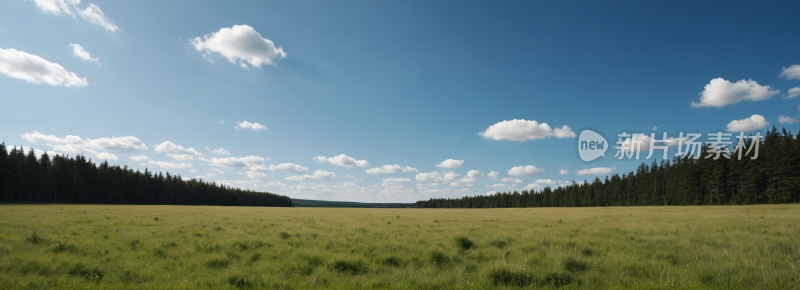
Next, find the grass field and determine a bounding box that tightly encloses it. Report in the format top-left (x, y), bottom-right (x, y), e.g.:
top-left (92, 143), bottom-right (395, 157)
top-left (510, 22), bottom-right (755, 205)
top-left (0, 204), bottom-right (799, 289)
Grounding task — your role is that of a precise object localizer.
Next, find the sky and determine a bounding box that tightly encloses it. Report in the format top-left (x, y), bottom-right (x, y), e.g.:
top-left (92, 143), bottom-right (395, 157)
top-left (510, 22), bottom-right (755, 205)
top-left (1, 0), bottom-right (799, 203)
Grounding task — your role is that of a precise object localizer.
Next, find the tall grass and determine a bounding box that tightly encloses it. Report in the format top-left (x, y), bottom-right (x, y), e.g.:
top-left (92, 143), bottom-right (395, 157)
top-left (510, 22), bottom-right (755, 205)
top-left (0, 204), bottom-right (799, 289)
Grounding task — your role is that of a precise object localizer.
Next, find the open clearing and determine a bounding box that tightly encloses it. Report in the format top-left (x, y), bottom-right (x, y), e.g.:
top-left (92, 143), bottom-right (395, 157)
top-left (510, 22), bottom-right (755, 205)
top-left (1, 204), bottom-right (799, 289)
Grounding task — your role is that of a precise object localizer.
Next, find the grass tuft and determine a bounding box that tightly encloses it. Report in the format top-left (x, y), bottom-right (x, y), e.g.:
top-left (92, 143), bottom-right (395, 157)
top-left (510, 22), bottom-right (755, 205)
top-left (563, 257), bottom-right (589, 272)
top-left (205, 258), bottom-right (230, 269)
top-left (455, 236), bottom-right (474, 250)
top-left (331, 259), bottom-right (367, 274)
top-left (490, 268), bottom-right (534, 287)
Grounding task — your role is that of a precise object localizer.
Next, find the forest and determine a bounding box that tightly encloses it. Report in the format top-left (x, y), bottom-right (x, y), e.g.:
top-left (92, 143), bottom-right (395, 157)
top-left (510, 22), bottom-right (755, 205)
top-left (0, 143), bottom-right (293, 207)
top-left (417, 127), bottom-right (800, 208)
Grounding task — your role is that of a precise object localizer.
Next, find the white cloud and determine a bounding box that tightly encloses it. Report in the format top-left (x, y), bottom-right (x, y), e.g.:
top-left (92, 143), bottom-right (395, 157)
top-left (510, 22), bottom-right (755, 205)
top-left (691, 78), bottom-right (779, 108)
top-left (154, 141), bottom-right (203, 161)
top-left (30, 0), bottom-right (78, 15)
top-left (778, 116), bottom-right (799, 124)
top-left (29, 0), bottom-right (118, 32)
top-left (365, 164), bottom-right (418, 175)
top-left (235, 121), bottom-right (267, 132)
top-left (68, 44), bottom-right (98, 62)
top-left (191, 24), bottom-right (286, 68)
top-left (217, 119), bottom-right (225, 124)
top-left (415, 172), bottom-right (442, 182)
top-left (204, 155), bottom-right (267, 170)
top-left (479, 119), bottom-right (576, 142)
top-left (486, 191), bottom-right (497, 196)
top-left (284, 170), bottom-right (336, 182)
top-left (489, 184), bottom-right (508, 189)
top-left (129, 155), bottom-right (149, 161)
top-left (240, 171), bottom-right (269, 180)
top-left (211, 168), bottom-right (225, 175)
top-left (558, 169), bottom-right (568, 175)
top-left (727, 114), bottom-right (769, 132)
top-left (576, 167), bottom-right (615, 176)
top-left (653, 125), bottom-right (659, 131)
top-left (508, 165), bottom-right (544, 176)
top-left (0, 48), bottom-right (87, 87)
top-left (501, 177), bottom-right (522, 184)
top-left (313, 154), bottom-right (370, 168)
top-left (77, 3), bottom-right (119, 32)
top-left (268, 163), bottom-right (309, 173)
top-left (414, 171), bottom-right (472, 187)
top-left (466, 170), bottom-right (484, 178)
top-left (785, 87), bottom-right (800, 99)
top-left (145, 160), bottom-right (194, 171)
top-left (205, 146), bottom-right (231, 156)
top-left (780, 65), bottom-right (800, 81)
top-left (22, 131), bottom-right (147, 161)
top-left (488, 171), bottom-right (499, 180)
top-left (435, 159), bottom-right (464, 168)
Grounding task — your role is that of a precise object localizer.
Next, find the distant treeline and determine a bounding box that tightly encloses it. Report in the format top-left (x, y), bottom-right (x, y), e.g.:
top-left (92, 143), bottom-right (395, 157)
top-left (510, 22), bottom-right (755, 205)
top-left (292, 199), bottom-right (414, 208)
top-left (0, 143), bottom-right (293, 207)
top-left (417, 127), bottom-right (800, 208)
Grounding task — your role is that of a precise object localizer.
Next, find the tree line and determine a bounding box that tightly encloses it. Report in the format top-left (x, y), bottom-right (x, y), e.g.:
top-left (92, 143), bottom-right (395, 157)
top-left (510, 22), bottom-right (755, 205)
top-left (416, 127), bottom-right (800, 208)
top-left (0, 143), bottom-right (293, 207)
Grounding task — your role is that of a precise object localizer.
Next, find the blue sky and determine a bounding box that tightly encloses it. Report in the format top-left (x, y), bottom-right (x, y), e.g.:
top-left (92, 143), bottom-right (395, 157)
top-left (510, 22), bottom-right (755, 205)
top-left (1, 0), bottom-right (799, 202)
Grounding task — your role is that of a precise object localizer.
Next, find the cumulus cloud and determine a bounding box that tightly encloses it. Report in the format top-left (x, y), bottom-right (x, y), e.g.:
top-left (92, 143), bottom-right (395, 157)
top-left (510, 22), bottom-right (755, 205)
top-left (486, 191), bottom-right (497, 195)
top-left (576, 167), bottom-right (615, 176)
top-left (365, 164), bottom-right (418, 175)
top-left (466, 170), bottom-right (484, 178)
top-left (191, 24), bottom-right (286, 68)
top-left (217, 119), bottom-right (225, 124)
top-left (240, 171), bottom-right (269, 180)
top-left (284, 170), bottom-right (336, 182)
top-left (501, 178), bottom-right (523, 184)
top-left (313, 154), bottom-right (370, 168)
top-left (488, 171), bottom-right (499, 180)
top-left (29, 0), bottom-right (119, 32)
top-left (727, 114), bottom-right (769, 132)
top-left (778, 116), bottom-right (799, 124)
top-left (205, 146), bottom-right (231, 156)
top-left (267, 163), bottom-right (309, 173)
top-left (154, 141), bottom-right (203, 161)
top-left (68, 44), bottom-right (98, 62)
top-left (780, 65), bottom-right (800, 81)
top-left (235, 121), bottom-right (267, 132)
top-left (22, 131), bottom-right (147, 161)
top-left (691, 78), bottom-right (779, 108)
top-left (435, 159), bottom-right (464, 168)
top-left (0, 48), bottom-right (87, 87)
top-left (479, 119), bottom-right (576, 142)
top-left (508, 165), bottom-right (544, 176)
top-left (785, 87), bottom-right (800, 99)
top-left (204, 155), bottom-right (267, 170)
top-left (129, 155), bottom-right (149, 161)
top-left (558, 169), bottom-right (568, 175)
top-left (145, 160), bottom-right (194, 172)
top-left (414, 171), bottom-right (473, 187)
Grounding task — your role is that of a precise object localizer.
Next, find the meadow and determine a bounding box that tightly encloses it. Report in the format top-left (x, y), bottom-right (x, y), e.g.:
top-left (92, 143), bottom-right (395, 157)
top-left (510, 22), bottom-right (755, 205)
top-left (0, 204), bottom-right (798, 289)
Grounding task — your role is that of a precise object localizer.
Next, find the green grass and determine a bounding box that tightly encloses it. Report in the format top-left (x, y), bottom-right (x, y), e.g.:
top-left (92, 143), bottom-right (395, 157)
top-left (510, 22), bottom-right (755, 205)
top-left (0, 204), bottom-right (799, 289)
